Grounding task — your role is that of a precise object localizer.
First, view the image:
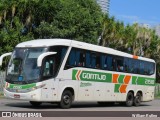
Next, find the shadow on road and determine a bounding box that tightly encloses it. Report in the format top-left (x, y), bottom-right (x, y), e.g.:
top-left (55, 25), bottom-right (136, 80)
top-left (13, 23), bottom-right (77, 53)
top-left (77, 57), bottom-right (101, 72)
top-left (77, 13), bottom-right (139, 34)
top-left (5, 102), bottom-right (151, 109)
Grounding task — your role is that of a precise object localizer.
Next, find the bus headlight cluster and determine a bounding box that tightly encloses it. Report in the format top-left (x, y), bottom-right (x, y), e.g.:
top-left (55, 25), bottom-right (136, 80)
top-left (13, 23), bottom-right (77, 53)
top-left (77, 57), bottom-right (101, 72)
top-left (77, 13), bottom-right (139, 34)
top-left (32, 84), bottom-right (46, 91)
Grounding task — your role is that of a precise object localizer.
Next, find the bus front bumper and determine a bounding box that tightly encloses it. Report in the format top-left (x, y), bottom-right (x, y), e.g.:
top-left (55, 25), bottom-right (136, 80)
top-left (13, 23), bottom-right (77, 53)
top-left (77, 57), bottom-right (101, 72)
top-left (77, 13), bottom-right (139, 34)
top-left (3, 88), bottom-right (41, 101)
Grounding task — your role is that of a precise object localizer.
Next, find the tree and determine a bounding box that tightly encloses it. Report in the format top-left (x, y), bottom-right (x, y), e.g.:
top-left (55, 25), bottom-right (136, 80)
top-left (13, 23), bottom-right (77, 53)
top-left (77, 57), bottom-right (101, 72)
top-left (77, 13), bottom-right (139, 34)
top-left (99, 15), bottom-right (116, 47)
top-left (0, 0), bottom-right (103, 56)
top-left (100, 15), bottom-right (160, 82)
top-left (35, 0), bottom-right (103, 44)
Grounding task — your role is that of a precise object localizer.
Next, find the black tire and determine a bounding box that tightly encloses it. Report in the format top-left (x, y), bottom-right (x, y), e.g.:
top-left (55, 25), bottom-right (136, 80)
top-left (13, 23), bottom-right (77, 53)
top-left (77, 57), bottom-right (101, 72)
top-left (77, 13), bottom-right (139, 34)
top-left (133, 92), bottom-right (141, 107)
top-left (126, 92), bottom-right (134, 107)
top-left (30, 101), bottom-right (42, 107)
top-left (59, 90), bottom-right (73, 109)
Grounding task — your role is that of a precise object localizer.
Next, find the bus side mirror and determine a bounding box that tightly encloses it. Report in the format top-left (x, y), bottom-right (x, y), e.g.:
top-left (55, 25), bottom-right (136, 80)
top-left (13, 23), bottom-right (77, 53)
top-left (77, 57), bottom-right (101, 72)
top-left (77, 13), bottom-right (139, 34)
top-left (37, 52), bottom-right (57, 67)
top-left (0, 52), bottom-right (12, 66)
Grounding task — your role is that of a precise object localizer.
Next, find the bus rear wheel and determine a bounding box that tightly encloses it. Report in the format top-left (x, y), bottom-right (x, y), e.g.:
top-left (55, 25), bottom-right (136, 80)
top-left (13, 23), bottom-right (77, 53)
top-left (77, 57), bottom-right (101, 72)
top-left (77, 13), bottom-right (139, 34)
top-left (126, 92), bottom-right (134, 107)
top-left (133, 92), bottom-right (141, 106)
top-left (30, 101), bottom-right (42, 107)
top-left (59, 90), bottom-right (73, 109)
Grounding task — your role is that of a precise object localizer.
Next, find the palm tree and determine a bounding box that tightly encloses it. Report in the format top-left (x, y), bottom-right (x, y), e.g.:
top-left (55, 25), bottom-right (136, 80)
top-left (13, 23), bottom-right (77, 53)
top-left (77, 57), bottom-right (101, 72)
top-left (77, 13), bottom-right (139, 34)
top-left (100, 15), bottom-right (117, 47)
top-left (122, 24), bottom-right (136, 53)
top-left (113, 21), bottom-right (125, 50)
top-left (0, 2), bottom-right (4, 24)
top-left (0, 0), bottom-right (9, 24)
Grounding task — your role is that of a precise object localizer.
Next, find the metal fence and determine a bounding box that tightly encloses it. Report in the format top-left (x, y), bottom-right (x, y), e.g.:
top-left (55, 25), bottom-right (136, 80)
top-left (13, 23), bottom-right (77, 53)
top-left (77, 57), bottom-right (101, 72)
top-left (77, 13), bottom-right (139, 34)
top-left (155, 84), bottom-right (160, 96)
top-left (0, 72), bottom-right (5, 93)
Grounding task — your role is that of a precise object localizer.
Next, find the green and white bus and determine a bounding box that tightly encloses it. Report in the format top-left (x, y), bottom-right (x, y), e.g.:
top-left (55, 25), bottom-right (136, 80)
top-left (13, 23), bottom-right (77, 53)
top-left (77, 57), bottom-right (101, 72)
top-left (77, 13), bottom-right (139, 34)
top-left (0, 39), bottom-right (156, 108)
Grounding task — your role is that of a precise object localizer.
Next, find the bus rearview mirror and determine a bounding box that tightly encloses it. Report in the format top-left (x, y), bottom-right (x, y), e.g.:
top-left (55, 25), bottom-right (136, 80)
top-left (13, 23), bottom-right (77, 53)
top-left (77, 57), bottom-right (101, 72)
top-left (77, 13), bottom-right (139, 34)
top-left (37, 52), bottom-right (57, 67)
top-left (0, 52), bottom-right (12, 66)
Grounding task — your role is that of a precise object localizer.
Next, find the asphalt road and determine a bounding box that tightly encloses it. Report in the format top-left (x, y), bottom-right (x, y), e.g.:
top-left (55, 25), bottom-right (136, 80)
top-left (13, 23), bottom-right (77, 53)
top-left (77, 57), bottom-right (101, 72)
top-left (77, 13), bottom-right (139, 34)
top-left (0, 98), bottom-right (160, 118)
top-left (0, 98), bottom-right (160, 111)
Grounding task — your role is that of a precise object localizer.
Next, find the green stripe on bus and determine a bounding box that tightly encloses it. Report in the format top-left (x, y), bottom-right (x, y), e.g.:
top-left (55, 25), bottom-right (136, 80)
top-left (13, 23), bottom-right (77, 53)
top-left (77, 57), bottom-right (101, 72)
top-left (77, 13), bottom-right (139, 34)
top-left (72, 69), bottom-right (155, 86)
top-left (136, 77), bottom-right (155, 86)
top-left (9, 83), bottom-right (36, 89)
top-left (106, 73), bottom-right (112, 83)
top-left (114, 84), bottom-right (121, 93)
top-left (72, 69), bottom-right (78, 80)
top-left (132, 76), bottom-right (137, 85)
top-left (118, 75), bottom-right (125, 83)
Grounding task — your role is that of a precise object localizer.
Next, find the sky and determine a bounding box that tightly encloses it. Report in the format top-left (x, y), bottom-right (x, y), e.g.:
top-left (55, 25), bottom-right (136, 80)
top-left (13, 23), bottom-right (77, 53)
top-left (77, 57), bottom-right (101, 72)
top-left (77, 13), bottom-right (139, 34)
top-left (109, 0), bottom-right (160, 26)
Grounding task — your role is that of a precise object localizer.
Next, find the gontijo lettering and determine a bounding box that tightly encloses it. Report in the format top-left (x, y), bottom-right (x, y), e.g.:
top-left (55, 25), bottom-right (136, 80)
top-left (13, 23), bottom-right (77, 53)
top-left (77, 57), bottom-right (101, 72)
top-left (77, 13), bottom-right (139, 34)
top-left (82, 73), bottom-right (106, 81)
top-left (72, 69), bottom-right (111, 82)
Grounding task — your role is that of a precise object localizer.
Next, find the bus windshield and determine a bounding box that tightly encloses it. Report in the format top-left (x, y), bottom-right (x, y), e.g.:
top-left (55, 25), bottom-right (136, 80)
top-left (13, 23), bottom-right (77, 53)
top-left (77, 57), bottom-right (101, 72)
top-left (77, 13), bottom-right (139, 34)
top-left (6, 47), bottom-right (47, 84)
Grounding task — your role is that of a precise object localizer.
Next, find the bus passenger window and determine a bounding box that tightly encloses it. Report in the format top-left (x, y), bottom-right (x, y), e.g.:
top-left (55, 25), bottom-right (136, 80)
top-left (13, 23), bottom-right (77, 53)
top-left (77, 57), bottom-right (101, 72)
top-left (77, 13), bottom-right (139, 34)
top-left (65, 49), bottom-right (76, 69)
top-left (49, 46), bottom-right (67, 72)
top-left (79, 51), bottom-right (85, 67)
top-left (112, 58), bottom-right (117, 71)
top-left (149, 63), bottom-right (155, 75)
top-left (133, 60), bottom-right (140, 74)
top-left (124, 58), bottom-right (129, 72)
top-left (103, 55), bottom-right (108, 69)
top-left (86, 51), bottom-right (91, 68)
top-left (128, 59), bottom-right (134, 73)
top-left (116, 59), bottom-right (124, 72)
top-left (75, 50), bottom-right (80, 66)
top-left (91, 53), bottom-right (96, 68)
top-left (69, 50), bottom-right (76, 66)
top-left (100, 55), bottom-right (104, 69)
top-left (140, 61), bottom-right (144, 74)
top-left (144, 62), bottom-right (149, 75)
top-left (96, 54), bottom-right (101, 69)
top-left (107, 56), bottom-right (113, 71)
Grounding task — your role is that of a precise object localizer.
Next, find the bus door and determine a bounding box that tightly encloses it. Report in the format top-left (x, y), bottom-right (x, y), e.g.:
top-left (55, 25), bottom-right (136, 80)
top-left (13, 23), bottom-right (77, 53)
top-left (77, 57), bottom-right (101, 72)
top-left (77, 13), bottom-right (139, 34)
top-left (41, 55), bottom-right (56, 100)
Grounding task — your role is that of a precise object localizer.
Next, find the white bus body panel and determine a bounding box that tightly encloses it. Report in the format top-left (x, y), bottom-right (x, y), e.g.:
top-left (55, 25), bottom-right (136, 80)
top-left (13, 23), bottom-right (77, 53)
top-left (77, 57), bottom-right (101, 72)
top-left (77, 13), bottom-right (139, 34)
top-left (3, 39), bottom-right (156, 103)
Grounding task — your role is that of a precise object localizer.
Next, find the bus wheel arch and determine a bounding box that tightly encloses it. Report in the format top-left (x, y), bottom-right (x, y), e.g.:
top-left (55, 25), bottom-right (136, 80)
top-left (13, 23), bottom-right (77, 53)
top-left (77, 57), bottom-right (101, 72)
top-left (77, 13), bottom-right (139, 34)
top-left (59, 87), bottom-right (75, 109)
top-left (126, 90), bottom-right (134, 107)
top-left (134, 91), bottom-right (142, 107)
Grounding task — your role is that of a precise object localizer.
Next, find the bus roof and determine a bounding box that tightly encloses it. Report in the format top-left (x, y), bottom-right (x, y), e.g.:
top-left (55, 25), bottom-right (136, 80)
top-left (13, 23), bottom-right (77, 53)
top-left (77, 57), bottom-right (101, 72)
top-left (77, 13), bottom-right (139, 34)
top-left (16, 39), bottom-right (71, 47)
top-left (16, 39), bottom-right (155, 63)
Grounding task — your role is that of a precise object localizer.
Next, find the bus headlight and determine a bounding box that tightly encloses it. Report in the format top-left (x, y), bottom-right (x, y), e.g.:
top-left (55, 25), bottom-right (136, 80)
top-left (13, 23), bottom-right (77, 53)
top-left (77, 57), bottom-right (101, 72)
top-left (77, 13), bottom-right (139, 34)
top-left (31, 84), bottom-right (46, 91)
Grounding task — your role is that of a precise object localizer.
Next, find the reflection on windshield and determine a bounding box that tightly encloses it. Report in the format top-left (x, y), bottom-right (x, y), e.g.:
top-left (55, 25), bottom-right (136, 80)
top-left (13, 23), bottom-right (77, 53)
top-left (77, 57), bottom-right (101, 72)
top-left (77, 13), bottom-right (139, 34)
top-left (6, 48), bottom-right (47, 83)
top-left (23, 57), bottom-right (39, 80)
top-left (7, 49), bottom-right (25, 75)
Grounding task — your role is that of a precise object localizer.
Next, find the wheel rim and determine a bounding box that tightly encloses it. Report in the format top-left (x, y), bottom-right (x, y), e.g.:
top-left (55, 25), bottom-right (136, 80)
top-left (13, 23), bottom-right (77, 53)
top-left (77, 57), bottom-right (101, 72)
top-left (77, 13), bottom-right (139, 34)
top-left (135, 96), bottom-right (141, 104)
top-left (127, 94), bottom-right (133, 104)
top-left (63, 95), bottom-right (70, 104)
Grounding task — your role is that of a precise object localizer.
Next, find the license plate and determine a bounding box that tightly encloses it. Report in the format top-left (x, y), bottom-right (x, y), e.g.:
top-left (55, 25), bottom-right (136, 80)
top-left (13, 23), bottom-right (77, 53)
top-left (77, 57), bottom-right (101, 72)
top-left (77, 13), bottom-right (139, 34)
top-left (14, 94), bottom-right (20, 98)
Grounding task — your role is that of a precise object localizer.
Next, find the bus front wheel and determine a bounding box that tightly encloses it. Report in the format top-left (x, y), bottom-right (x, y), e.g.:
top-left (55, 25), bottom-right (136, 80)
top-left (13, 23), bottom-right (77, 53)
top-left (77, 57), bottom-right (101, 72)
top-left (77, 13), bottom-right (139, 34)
top-left (126, 92), bottom-right (134, 107)
top-left (59, 90), bottom-right (73, 109)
